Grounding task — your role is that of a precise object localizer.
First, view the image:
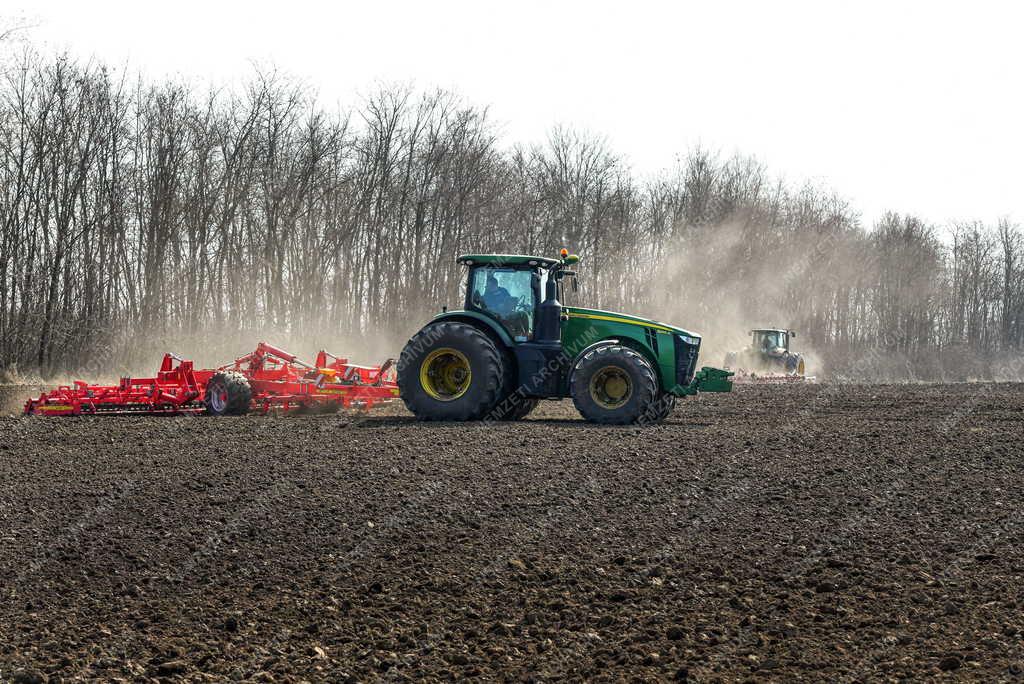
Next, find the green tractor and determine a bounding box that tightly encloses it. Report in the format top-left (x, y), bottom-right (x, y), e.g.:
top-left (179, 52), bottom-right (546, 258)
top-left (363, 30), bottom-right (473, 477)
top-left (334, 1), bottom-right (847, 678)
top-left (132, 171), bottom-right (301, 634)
top-left (723, 328), bottom-right (807, 380)
top-left (397, 251), bottom-right (733, 424)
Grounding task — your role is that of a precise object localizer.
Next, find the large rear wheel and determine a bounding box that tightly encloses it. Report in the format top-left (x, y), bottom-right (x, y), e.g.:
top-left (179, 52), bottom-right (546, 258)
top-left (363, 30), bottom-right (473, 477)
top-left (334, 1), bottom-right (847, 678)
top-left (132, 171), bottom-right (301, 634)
top-left (570, 345), bottom-right (659, 424)
top-left (398, 322), bottom-right (507, 421)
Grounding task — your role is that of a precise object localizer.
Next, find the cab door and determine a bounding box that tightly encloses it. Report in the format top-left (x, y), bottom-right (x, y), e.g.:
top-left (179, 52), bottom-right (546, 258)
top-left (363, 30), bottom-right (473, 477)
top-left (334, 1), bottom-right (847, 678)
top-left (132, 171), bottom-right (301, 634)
top-left (467, 267), bottom-right (538, 342)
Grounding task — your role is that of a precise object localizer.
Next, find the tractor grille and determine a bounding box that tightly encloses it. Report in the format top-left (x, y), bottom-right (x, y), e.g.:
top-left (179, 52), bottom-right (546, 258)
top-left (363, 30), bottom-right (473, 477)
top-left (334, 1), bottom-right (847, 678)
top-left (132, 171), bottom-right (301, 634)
top-left (673, 334), bottom-right (700, 388)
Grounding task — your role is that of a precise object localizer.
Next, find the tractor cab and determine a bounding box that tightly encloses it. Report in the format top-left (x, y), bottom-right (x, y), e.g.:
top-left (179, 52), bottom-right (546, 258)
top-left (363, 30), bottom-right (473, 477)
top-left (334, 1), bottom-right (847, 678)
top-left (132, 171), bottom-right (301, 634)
top-left (751, 328), bottom-right (794, 356)
top-left (458, 252), bottom-right (577, 343)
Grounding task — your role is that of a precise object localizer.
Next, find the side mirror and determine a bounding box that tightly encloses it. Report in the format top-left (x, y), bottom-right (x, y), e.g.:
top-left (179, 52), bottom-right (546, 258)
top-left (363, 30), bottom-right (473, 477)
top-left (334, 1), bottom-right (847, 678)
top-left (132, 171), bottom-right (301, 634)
top-left (790, 332), bottom-right (796, 338)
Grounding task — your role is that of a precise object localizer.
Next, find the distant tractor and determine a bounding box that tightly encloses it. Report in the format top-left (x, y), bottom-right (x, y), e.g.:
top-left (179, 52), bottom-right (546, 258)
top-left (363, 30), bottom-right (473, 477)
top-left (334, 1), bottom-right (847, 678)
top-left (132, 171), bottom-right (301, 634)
top-left (397, 250), bottom-right (733, 425)
top-left (723, 328), bottom-right (806, 380)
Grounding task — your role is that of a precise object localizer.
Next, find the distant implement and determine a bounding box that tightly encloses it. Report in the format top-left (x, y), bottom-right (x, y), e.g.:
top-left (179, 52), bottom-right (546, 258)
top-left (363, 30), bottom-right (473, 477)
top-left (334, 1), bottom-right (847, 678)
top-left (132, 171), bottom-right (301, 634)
top-left (723, 328), bottom-right (808, 383)
top-left (23, 342), bottom-right (398, 416)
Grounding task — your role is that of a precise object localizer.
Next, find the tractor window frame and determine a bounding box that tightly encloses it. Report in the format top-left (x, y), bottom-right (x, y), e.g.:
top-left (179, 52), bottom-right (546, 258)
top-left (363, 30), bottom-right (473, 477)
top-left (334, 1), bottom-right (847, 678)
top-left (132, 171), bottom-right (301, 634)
top-left (465, 265), bottom-right (542, 341)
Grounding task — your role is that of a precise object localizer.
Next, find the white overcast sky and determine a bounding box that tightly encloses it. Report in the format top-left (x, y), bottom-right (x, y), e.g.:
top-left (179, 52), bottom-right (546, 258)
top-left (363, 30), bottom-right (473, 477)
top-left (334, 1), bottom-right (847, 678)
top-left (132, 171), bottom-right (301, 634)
top-left (9, 0), bottom-right (1023, 229)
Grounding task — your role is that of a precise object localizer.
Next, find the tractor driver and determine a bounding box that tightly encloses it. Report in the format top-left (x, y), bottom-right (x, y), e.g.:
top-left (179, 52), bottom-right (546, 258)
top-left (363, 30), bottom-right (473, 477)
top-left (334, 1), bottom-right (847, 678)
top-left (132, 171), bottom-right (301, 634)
top-left (762, 332), bottom-right (783, 358)
top-left (481, 272), bottom-right (531, 338)
top-left (483, 273), bottom-right (517, 316)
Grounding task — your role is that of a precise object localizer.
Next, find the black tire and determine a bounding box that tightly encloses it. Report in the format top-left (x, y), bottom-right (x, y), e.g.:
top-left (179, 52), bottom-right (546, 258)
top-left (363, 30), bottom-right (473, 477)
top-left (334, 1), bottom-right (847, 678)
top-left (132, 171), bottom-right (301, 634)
top-left (204, 371), bottom-right (252, 416)
top-left (786, 354), bottom-right (803, 374)
top-left (640, 392), bottom-right (676, 425)
top-left (398, 322), bottom-right (507, 421)
top-left (570, 344), bottom-right (659, 425)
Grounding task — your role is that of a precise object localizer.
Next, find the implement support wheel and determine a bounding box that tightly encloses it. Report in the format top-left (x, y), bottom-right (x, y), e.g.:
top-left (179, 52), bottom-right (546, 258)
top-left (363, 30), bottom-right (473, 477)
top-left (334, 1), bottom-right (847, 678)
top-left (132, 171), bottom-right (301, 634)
top-left (204, 371), bottom-right (252, 416)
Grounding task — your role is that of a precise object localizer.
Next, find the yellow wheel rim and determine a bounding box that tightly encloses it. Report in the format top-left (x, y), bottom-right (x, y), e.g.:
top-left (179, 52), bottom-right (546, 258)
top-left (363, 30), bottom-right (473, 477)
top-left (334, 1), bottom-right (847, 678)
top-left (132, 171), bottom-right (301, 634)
top-left (420, 347), bottom-right (472, 401)
top-left (589, 365), bottom-right (633, 409)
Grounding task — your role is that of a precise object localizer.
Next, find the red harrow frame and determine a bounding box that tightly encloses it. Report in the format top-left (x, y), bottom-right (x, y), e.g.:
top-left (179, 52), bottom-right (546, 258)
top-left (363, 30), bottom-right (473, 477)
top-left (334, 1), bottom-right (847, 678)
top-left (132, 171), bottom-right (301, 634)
top-left (23, 342), bottom-right (399, 416)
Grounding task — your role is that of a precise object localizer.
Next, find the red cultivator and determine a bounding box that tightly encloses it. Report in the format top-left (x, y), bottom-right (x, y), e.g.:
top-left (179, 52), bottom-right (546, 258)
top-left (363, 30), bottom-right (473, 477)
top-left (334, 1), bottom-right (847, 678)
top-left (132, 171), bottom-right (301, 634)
top-left (23, 342), bottom-right (399, 416)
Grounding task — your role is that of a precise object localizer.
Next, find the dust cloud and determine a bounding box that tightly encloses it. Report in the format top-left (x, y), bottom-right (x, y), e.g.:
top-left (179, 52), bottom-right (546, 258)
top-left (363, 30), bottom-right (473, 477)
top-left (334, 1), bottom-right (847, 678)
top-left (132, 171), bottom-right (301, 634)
top-left (634, 220), bottom-right (826, 377)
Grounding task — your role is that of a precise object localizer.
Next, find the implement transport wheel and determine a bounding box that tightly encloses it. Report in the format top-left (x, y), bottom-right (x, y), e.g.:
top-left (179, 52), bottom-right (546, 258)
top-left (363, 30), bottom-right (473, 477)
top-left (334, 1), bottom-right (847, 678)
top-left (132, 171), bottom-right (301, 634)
top-left (571, 344), bottom-right (659, 424)
top-left (204, 371), bottom-right (252, 416)
top-left (398, 322), bottom-right (506, 421)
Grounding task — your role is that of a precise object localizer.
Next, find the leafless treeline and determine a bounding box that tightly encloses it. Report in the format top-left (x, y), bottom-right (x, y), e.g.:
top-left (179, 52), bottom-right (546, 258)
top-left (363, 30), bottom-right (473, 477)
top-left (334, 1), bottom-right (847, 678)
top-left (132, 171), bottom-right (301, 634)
top-left (0, 51), bottom-right (1021, 379)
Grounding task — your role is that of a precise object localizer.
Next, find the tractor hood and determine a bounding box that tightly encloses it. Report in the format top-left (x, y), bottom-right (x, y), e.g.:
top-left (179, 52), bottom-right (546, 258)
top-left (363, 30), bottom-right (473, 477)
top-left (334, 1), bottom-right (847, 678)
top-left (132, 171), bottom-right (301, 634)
top-left (564, 307), bottom-right (702, 342)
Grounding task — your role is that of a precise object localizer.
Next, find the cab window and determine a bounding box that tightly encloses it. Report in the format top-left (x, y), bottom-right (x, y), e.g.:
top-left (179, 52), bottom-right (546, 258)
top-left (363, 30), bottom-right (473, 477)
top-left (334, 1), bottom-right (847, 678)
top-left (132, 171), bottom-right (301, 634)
top-left (469, 267), bottom-right (536, 340)
top-left (755, 331), bottom-right (786, 350)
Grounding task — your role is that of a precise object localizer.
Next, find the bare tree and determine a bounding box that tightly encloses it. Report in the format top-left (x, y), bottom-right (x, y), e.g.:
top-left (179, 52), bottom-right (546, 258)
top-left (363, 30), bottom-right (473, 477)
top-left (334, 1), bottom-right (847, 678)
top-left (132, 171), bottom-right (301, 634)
top-left (0, 46), bottom-right (1020, 381)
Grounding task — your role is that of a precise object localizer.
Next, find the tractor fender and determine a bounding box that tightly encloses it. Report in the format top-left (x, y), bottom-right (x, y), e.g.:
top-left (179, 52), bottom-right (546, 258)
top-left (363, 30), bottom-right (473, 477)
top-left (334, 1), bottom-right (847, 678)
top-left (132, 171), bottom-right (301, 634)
top-left (613, 337), bottom-right (662, 383)
top-left (425, 311), bottom-right (514, 349)
top-left (568, 337), bottom-right (662, 390)
top-left (571, 338), bottom-right (621, 365)
top-left (567, 338), bottom-right (620, 386)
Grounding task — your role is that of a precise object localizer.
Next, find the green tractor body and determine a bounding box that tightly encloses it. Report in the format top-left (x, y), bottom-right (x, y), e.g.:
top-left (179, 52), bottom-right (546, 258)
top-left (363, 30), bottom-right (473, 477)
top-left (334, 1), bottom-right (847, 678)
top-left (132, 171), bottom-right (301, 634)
top-left (398, 252), bottom-right (732, 424)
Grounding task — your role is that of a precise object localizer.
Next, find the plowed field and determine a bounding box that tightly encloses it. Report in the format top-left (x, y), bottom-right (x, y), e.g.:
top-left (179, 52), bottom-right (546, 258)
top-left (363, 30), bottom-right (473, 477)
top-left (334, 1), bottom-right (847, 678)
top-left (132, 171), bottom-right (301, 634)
top-left (1, 383), bottom-right (1022, 681)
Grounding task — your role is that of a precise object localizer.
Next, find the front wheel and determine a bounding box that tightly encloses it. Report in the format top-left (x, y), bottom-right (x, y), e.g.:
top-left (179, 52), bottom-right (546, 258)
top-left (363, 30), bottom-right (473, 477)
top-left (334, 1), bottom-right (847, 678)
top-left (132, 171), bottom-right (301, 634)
top-left (398, 322), bottom-right (507, 421)
top-left (570, 345), bottom-right (659, 424)
top-left (640, 392), bottom-right (676, 425)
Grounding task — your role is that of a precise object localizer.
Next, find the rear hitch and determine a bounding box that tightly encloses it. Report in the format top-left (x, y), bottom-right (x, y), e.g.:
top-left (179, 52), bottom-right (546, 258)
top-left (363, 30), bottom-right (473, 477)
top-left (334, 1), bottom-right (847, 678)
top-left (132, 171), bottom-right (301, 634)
top-left (678, 366), bottom-right (734, 396)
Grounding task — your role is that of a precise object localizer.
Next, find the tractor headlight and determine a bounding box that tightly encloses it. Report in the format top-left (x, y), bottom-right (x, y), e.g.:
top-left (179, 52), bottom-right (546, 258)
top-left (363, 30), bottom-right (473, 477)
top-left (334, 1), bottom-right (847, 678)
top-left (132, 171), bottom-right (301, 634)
top-left (674, 333), bottom-right (701, 387)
